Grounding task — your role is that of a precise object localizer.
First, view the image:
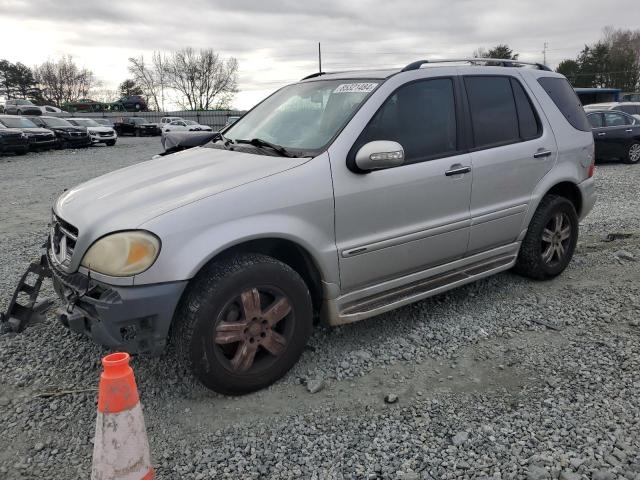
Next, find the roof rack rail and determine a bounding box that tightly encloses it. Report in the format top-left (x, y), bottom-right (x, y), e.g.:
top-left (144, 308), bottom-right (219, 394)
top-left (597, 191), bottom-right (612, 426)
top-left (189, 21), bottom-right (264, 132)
top-left (300, 71), bottom-right (326, 80)
top-left (401, 58), bottom-right (552, 72)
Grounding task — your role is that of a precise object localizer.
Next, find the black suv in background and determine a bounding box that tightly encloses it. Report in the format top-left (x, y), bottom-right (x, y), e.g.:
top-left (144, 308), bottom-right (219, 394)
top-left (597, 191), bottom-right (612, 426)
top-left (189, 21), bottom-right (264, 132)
top-left (27, 116), bottom-right (91, 149)
top-left (0, 115), bottom-right (57, 150)
top-left (0, 125), bottom-right (29, 155)
top-left (113, 117), bottom-right (161, 136)
top-left (4, 99), bottom-right (42, 116)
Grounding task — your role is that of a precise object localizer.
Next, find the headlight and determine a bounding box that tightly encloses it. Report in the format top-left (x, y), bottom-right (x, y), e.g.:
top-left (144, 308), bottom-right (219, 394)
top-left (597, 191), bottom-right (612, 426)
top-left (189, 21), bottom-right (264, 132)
top-left (81, 231), bottom-right (160, 277)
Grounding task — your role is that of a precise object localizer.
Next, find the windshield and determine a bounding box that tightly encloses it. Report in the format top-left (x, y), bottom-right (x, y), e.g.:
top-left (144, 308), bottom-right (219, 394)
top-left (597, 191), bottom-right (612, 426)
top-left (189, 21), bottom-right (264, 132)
top-left (183, 120), bottom-right (198, 125)
top-left (0, 116), bottom-right (37, 128)
top-left (41, 117), bottom-right (73, 127)
top-left (16, 100), bottom-right (34, 105)
top-left (224, 79), bottom-right (381, 152)
top-left (70, 118), bottom-right (100, 127)
top-left (131, 118), bottom-right (147, 124)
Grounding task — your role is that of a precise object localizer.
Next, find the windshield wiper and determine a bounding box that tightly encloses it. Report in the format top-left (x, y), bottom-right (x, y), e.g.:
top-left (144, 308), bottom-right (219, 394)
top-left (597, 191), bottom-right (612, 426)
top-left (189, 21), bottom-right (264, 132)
top-left (234, 138), bottom-right (295, 157)
top-left (211, 131), bottom-right (233, 147)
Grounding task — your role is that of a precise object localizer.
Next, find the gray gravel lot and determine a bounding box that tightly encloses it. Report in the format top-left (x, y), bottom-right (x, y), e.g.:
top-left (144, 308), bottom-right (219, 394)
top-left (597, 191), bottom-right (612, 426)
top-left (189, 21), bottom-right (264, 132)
top-left (1, 139), bottom-right (639, 479)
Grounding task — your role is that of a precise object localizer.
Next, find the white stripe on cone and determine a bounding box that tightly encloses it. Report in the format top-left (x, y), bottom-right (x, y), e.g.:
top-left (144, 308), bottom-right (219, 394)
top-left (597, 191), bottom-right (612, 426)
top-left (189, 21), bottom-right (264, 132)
top-left (91, 403), bottom-right (153, 480)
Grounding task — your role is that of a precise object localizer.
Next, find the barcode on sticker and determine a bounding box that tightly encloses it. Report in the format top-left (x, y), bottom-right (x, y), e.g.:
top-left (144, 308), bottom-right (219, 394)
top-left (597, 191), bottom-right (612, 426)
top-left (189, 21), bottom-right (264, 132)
top-left (333, 83), bottom-right (378, 94)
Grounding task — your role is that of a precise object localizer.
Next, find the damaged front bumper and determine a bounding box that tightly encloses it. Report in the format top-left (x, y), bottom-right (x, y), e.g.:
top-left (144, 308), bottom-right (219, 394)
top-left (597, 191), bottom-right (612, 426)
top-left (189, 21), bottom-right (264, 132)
top-left (48, 251), bottom-right (187, 355)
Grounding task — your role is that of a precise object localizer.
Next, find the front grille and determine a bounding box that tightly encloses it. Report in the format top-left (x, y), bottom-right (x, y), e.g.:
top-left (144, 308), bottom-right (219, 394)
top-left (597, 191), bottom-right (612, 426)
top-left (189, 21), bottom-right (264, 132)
top-left (98, 132), bottom-right (113, 137)
top-left (50, 214), bottom-right (79, 269)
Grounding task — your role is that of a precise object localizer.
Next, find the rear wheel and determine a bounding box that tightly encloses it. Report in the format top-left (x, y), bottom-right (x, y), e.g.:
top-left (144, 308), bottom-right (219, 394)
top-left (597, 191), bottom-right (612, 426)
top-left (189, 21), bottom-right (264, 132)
top-left (514, 195), bottom-right (578, 280)
top-left (624, 142), bottom-right (640, 164)
top-left (174, 254), bottom-right (313, 395)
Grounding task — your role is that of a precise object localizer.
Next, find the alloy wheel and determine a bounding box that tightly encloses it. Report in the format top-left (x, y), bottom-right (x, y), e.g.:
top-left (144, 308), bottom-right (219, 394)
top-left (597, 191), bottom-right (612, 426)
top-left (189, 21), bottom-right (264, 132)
top-left (541, 212), bottom-right (572, 267)
top-left (629, 143), bottom-right (640, 163)
top-left (213, 287), bottom-right (293, 373)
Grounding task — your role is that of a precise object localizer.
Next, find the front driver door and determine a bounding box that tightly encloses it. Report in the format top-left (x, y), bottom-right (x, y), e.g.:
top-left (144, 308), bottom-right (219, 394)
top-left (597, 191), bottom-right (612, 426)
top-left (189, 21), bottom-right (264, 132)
top-left (329, 75), bottom-right (473, 292)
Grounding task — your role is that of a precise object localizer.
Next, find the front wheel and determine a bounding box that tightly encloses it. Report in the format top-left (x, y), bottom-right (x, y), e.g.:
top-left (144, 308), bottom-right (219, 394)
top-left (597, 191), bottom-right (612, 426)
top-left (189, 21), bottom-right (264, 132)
top-left (624, 142), bottom-right (640, 164)
top-left (173, 254), bottom-right (313, 395)
top-left (514, 195), bottom-right (579, 280)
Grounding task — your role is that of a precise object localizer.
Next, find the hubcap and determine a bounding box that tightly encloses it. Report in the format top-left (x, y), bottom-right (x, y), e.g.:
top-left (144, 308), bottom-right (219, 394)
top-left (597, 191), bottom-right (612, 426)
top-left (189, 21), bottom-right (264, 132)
top-left (541, 212), bottom-right (571, 266)
top-left (630, 144), bottom-right (640, 163)
top-left (213, 287), bottom-right (292, 373)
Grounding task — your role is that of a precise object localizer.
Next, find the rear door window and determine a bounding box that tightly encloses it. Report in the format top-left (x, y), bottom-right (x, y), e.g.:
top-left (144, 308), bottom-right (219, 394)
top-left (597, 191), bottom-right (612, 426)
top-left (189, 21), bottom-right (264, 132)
top-left (537, 77), bottom-right (591, 131)
top-left (464, 76), bottom-right (541, 149)
top-left (604, 112), bottom-right (630, 127)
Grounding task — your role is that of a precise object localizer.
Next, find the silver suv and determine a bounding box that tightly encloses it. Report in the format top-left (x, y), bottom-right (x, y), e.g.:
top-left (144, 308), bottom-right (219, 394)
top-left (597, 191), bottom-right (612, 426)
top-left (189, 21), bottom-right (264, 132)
top-left (47, 59), bottom-right (596, 394)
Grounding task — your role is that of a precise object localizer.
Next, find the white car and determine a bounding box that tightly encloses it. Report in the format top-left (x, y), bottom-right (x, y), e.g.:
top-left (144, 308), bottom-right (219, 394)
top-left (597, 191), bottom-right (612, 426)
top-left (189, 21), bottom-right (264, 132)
top-left (583, 102), bottom-right (640, 121)
top-left (160, 116), bottom-right (183, 126)
top-left (39, 105), bottom-right (69, 117)
top-left (66, 118), bottom-right (117, 146)
top-left (162, 119), bottom-right (212, 133)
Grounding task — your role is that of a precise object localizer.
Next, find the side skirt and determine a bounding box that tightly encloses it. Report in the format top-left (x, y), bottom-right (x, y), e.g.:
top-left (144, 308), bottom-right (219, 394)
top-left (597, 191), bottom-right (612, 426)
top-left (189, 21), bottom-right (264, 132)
top-left (323, 243), bottom-right (519, 326)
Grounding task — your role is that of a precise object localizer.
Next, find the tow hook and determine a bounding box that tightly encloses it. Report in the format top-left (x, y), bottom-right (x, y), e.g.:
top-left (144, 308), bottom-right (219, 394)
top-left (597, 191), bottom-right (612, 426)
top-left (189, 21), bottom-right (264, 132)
top-left (0, 254), bottom-right (54, 334)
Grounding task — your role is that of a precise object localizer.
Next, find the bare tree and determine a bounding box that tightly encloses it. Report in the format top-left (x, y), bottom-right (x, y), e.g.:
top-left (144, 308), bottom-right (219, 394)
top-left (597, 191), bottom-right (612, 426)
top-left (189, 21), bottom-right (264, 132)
top-left (33, 56), bottom-right (97, 106)
top-left (127, 55), bottom-right (162, 111)
top-left (162, 48), bottom-right (238, 110)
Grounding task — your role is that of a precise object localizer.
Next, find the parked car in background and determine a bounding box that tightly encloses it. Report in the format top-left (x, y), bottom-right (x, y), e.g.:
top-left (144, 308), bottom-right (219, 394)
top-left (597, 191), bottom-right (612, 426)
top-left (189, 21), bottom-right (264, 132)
top-left (66, 118), bottom-right (117, 146)
top-left (111, 95), bottom-right (147, 112)
top-left (586, 110), bottom-right (640, 164)
top-left (62, 99), bottom-right (108, 113)
top-left (94, 118), bottom-right (115, 127)
top-left (27, 116), bottom-right (91, 149)
top-left (621, 93), bottom-right (640, 102)
top-left (46, 60), bottom-right (596, 394)
top-left (4, 99), bottom-right (42, 116)
top-left (584, 102), bottom-right (640, 121)
top-left (161, 116), bottom-right (183, 126)
top-left (0, 124), bottom-right (29, 155)
top-left (113, 117), bottom-right (161, 136)
top-left (224, 115), bottom-right (240, 128)
top-left (38, 105), bottom-right (69, 117)
top-left (161, 119), bottom-right (213, 133)
top-left (0, 115), bottom-right (57, 150)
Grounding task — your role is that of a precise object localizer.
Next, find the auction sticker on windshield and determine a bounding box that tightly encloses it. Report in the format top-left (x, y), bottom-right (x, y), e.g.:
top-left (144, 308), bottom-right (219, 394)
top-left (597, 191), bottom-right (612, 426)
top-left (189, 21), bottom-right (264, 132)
top-left (333, 83), bottom-right (378, 94)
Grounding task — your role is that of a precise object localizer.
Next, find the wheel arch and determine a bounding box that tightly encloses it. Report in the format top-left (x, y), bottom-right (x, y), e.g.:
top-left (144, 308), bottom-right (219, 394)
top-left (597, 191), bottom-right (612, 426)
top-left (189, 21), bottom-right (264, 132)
top-left (190, 237), bottom-right (325, 316)
top-left (545, 181), bottom-right (582, 216)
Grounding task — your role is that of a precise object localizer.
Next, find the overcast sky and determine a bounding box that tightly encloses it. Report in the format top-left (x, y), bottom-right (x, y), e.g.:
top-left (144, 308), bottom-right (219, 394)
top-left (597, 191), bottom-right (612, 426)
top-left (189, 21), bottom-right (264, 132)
top-left (1, 0), bottom-right (638, 109)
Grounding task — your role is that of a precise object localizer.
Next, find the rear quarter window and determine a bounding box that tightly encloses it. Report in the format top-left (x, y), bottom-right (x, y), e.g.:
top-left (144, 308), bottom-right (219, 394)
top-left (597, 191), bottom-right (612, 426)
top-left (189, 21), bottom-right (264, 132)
top-left (537, 77), bottom-right (591, 132)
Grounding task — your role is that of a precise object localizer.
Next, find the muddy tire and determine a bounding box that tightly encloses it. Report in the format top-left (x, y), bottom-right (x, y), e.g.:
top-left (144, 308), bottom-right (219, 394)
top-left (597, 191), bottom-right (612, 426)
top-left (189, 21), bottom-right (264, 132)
top-left (173, 254), bottom-right (313, 395)
top-left (514, 195), bottom-right (579, 280)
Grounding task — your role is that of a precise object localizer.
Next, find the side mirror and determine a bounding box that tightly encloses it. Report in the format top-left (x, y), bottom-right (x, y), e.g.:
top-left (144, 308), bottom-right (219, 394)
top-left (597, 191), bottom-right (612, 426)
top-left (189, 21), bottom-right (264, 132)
top-left (355, 141), bottom-right (405, 171)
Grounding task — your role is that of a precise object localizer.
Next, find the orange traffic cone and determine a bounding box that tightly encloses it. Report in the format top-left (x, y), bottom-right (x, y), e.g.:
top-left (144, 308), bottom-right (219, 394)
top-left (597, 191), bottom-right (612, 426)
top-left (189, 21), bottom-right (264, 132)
top-left (91, 352), bottom-right (154, 480)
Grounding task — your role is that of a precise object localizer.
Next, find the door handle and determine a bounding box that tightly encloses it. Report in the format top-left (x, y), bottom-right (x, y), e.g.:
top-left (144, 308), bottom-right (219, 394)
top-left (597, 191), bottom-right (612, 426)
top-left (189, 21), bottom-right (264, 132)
top-left (445, 165), bottom-right (471, 176)
top-left (533, 150), bottom-right (552, 158)
top-left (597, 132), bottom-right (606, 136)
top-left (625, 129), bottom-right (633, 132)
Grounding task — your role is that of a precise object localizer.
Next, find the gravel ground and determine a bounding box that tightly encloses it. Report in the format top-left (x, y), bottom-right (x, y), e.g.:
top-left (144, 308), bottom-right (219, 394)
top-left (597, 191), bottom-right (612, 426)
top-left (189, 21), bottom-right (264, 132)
top-left (1, 139), bottom-right (639, 479)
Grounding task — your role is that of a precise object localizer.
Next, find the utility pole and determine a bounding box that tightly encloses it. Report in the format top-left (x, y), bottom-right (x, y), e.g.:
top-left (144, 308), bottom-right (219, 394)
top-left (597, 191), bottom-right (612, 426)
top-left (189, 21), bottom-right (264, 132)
top-left (543, 42), bottom-right (548, 66)
top-left (318, 42), bottom-right (322, 73)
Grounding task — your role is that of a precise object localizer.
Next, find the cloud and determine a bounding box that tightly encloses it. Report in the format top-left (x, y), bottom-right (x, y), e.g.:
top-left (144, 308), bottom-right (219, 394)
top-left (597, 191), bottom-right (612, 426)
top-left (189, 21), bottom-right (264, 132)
top-left (0, 0), bottom-right (638, 109)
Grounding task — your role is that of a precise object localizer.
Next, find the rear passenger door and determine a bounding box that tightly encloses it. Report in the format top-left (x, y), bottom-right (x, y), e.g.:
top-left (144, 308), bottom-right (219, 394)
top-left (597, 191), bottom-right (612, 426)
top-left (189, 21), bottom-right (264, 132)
top-left (462, 74), bottom-right (557, 254)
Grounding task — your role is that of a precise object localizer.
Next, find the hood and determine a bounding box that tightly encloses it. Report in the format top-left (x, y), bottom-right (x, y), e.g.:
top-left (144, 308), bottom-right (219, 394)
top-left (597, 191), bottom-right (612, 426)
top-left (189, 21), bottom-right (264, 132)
top-left (0, 128), bottom-right (24, 137)
top-left (22, 127), bottom-right (54, 135)
top-left (49, 126), bottom-right (86, 133)
top-left (87, 126), bottom-right (114, 133)
top-left (54, 146), bottom-right (309, 240)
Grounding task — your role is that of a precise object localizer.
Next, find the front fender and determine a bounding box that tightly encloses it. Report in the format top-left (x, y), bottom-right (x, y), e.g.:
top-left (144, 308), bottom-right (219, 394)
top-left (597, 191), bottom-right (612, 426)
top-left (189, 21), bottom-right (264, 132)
top-left (134, 153), bottom-right (339, 287)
